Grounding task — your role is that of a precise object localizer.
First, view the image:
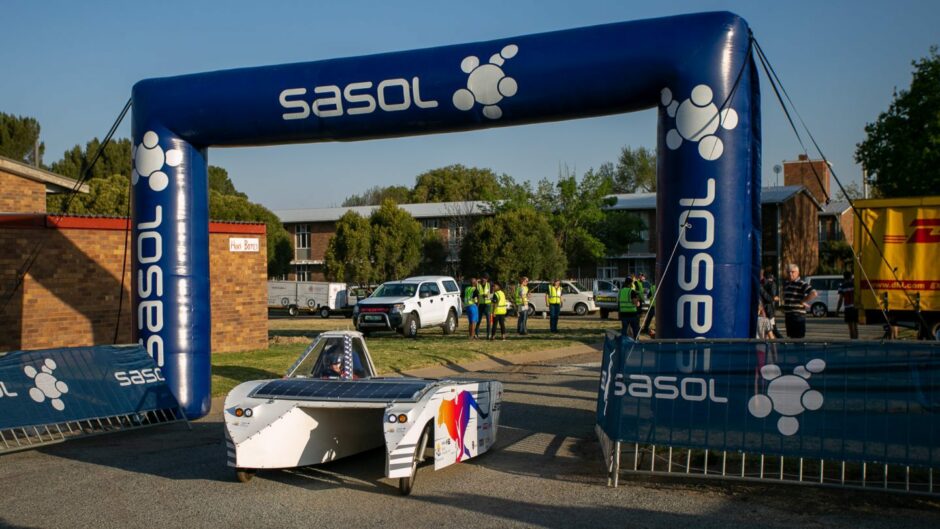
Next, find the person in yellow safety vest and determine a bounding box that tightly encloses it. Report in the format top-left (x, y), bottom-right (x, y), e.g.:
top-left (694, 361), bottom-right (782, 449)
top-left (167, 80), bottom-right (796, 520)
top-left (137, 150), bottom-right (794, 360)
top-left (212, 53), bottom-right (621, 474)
top-left (618, 281), bottom-right (642, 339)
top-left (515, 276), bottom-right (530, 336)
top-left (464, 277), bottom-right (480, 339)
top-left (475, 273), bottom-right (492, 341)
top-left (490, 281), bottom-right (509, 340)
top-left (546, 279), bottom-right (563, 333)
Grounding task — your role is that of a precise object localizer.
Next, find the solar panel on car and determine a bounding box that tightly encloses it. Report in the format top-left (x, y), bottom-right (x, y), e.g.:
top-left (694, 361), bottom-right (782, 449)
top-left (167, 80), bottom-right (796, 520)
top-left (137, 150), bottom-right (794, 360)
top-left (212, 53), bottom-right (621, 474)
top-left (249, 378), bottom-right (434, 402)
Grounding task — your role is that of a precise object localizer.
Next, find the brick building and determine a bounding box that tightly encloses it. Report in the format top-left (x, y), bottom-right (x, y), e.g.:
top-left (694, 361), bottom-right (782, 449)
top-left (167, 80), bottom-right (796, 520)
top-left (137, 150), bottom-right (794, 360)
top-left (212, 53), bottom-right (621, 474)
top-left (0, 156), bottom-right (267, 353)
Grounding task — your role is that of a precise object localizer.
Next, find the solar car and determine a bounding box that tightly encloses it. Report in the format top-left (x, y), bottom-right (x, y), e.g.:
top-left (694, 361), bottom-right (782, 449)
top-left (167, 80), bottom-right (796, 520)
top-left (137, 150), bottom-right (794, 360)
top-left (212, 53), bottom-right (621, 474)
top-left (223, 330), bottom-right (502, 495)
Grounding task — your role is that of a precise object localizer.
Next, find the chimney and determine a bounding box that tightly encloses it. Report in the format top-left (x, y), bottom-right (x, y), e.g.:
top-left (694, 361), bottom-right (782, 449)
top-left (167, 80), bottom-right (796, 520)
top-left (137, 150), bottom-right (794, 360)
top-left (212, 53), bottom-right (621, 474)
top-left (783, 155), bottom-right (830, 204)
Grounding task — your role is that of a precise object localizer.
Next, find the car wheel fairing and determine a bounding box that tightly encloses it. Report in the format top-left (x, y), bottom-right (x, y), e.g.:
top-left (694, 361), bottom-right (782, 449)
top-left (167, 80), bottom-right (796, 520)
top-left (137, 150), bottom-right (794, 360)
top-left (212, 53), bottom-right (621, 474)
top-left (398, 426), bottom-right (429, 496)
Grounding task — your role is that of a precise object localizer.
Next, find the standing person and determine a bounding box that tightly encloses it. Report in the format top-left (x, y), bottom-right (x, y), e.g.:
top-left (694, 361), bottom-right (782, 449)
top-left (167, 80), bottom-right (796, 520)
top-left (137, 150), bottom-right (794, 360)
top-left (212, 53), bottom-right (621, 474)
top-left (490, 281), bottom-right (508, 340)
top-left (837, 270), bottom-right (859, 339)
top-left (464, 277), bottom-right (480, 339)
top-left (515, 276), bottom-right (529, 336)
top-left (546, 279), bottom-right (563, 333)
top-left (476, 274), bottom-right (492, 341)
top-left (781, 263), bottom-right (817, 339)
top-left (618, 280), bottom-right (642, 339)
top-left (761, 268), bottom-right (782, 338)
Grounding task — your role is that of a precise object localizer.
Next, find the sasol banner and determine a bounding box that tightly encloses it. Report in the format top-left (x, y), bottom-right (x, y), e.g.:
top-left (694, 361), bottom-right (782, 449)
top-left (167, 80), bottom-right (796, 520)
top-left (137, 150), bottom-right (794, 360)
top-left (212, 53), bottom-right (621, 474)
top-left (0, 345), bottom-right (180, 430)
top-left (597, 336), bottom-right (940, 467)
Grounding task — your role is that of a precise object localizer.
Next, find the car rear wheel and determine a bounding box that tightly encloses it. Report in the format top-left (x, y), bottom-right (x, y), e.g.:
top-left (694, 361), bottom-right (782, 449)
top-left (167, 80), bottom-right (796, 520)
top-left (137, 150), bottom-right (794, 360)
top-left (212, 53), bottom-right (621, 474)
top-left (442, 310), bottom-right (457, 335)
top-left (574, 303), bottom-right (588, 316)
top-left (287, 305), bottom-right (298, 317)
top-left (319, 307), bottom-right (331, 319)
top-left (810, 302), bottom-right (827, 318)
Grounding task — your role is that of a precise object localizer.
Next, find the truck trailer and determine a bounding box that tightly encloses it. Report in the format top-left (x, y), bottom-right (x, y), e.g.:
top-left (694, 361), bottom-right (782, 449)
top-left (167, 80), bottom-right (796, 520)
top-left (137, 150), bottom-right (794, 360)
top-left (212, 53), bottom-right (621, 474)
top-left (853, 196), bottom-right (940, 339)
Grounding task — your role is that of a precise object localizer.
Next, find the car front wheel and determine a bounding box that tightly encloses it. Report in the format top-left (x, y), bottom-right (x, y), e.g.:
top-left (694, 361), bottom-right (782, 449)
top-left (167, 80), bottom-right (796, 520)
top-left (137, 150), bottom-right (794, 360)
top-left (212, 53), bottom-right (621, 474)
top-left (404, 314), bottom-right (419, 338)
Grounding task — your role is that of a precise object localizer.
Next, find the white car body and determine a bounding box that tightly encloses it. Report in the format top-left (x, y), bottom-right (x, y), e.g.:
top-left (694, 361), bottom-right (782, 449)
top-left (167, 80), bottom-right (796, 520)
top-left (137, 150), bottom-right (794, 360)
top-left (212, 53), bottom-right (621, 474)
top-left (224, 331), bottom-right (501, 494)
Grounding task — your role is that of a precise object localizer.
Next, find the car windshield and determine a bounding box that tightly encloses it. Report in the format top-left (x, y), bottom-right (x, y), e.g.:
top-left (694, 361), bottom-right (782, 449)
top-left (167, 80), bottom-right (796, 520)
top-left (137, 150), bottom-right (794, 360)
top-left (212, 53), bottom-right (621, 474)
top-left (372, 282), bottom-right (417, 298)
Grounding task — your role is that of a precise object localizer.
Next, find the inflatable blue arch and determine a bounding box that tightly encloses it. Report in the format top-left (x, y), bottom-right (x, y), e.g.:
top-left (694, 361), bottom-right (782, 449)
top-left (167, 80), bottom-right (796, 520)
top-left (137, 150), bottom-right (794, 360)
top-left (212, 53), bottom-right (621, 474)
top-left (131, 11), bottom-right (761, 418)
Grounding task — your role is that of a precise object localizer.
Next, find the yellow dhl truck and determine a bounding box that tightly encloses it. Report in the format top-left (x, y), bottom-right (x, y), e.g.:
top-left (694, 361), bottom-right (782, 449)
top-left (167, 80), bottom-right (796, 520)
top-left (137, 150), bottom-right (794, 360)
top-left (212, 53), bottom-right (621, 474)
top-left (854, 196), bottom-right (940, 339)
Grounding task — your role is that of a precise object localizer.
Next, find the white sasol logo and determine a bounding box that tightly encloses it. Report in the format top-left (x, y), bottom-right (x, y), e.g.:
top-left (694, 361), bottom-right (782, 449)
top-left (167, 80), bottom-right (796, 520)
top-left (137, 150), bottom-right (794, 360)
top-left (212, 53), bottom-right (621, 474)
top-left (24, 359), bottom-right (69, 411)
top-left (661, 85), bottom-right (738, 161)
top-left (452, 44), bottom-right (518, 120)
top-left (132, 131), bottom-right (182, 192)
top-left (748, 359), bottom-right (825, 436)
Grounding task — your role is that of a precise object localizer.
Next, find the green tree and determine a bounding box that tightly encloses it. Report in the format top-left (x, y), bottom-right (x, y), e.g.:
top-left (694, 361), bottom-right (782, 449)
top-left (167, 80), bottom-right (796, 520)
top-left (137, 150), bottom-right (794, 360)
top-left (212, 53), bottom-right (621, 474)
top-left (47, 173), bottom-right (130, 216)
top-left (51, 138), bottom-right (132, 182)
top-left (818, 240), bottom-right (854, 274)
top-left (612, 146), bottom-right (656, 193)
top-left (594, 210), bottom-right (647, 257)
top-left (418, 230), bottom-right (448, 276)
top-left (342, 185), bottom-right (412, 206)
top-left (411, 164), bottom-right (503, 203)
top-left (536, 166), bottom-right (612, 272)
top-left (369, 199), bottom-right (422, 282)
top-left (209, 166), bottom-right (247, 198)
top-left (856, 47), bottom-right (940, 198)
top-left (0, 112), bottom-right (44, 166)
top-left (459, 207), bottom-right (565, 282)
top-left (323, 211), bottom-right (373, 284)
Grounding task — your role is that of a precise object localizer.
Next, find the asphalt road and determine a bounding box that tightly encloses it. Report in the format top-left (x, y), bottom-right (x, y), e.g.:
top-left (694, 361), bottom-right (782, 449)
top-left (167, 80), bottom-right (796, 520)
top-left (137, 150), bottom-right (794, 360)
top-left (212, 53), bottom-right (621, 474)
top-left (1, 346), bottom-right (937, 529)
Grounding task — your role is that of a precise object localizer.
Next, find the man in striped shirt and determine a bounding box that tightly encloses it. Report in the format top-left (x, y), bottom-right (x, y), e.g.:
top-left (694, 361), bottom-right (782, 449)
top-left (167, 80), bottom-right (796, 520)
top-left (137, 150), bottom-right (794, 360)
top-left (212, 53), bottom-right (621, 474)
top-left (782, 263), bottom-right (817, 339)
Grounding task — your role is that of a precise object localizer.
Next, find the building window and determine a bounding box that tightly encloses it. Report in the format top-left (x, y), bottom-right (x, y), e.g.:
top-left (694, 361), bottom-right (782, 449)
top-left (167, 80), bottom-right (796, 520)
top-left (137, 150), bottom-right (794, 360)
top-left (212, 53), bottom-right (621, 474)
top-left (295, 224), bottom-right (310, 249)
top-left (296, 265), bottom-right (310, 282)
top-left (422, 218), bottom-right (440, 230)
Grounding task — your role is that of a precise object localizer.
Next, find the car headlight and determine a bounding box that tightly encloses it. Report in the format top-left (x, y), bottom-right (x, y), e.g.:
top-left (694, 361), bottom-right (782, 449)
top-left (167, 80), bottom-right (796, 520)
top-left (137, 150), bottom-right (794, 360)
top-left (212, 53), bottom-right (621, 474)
top-left (391, 303), bottom-right (405, 312)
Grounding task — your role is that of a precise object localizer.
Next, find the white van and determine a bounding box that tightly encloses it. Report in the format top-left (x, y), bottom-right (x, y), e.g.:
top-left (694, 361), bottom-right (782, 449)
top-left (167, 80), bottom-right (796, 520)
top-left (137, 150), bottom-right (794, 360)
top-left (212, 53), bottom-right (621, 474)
top-left (806, 275), bottom-right (844, 317)
top-left (525, 280), bottom-right (597, 316)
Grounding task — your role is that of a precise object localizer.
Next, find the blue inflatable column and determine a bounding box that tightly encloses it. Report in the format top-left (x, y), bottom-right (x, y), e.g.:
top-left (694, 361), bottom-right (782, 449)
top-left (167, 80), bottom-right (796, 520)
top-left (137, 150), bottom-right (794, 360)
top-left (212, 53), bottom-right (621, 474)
top-left (654, 29), bottom-right (761, 340)
top-left (130, 121), bottom-right (211, 419)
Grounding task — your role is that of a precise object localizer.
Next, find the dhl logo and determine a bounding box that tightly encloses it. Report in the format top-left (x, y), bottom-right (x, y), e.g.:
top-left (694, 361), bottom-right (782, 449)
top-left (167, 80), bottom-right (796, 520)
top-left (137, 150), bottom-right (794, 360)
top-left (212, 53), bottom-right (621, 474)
top-left (883, 219), bottom-right (940, 244)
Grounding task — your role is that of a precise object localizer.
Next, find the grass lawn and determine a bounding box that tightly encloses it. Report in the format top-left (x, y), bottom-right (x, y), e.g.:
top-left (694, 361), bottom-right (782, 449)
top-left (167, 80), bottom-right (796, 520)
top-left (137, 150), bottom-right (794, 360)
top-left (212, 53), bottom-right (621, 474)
top-left (210, 313), bottom-right (623, 397)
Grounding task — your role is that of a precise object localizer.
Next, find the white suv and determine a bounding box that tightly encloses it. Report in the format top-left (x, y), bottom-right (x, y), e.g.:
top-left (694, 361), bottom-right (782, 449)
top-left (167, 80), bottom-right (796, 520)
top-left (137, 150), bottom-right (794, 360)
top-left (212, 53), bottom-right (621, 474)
top-left (353, 275), bottom-right (462, 338)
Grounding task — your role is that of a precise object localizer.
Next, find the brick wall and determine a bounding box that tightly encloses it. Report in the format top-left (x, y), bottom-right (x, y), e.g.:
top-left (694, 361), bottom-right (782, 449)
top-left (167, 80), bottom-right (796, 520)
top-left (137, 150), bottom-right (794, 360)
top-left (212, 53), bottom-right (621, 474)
top-left (0, 171), bottom-right (46, 213)
top-left (0, 215), bottom-right (267, 353)
top-left (780, 193), bottom-right (820, 275)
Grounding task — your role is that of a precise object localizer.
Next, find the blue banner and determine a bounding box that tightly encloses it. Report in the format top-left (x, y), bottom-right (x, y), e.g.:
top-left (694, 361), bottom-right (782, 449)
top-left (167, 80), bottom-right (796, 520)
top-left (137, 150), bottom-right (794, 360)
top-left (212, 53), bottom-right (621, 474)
top-left (0, 345), bottom-right (180, 430)
top-left (597, 337), bottom-right (940, 467)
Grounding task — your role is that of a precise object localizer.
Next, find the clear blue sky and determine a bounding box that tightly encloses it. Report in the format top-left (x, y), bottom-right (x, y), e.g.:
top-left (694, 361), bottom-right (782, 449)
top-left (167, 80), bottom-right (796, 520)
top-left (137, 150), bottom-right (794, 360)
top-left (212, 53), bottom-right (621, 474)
top-left (2, 0), bottom-right (938, 209)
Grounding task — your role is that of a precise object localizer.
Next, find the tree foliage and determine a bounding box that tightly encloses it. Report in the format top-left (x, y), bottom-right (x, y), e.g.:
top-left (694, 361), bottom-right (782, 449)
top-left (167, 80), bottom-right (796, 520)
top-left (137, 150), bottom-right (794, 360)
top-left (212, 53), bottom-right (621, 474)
top-left (47, 173), bottom-right (130, 216)
top-left (459, 208), bottom-right (565, 283)
top-left (342, 184), bottom-right (412, 207)
top-left (0, 112), bottom-right (44, 166)
top-left (50, 138), bottom-right (132, 182)
top-left (611, 146), bottom-right (657, 193)
top-left (856, 47), bottom-right (940, 198)
top-left (418, 230), bottom-right (449, 276)
top-left (369, 199), bottom-right (423, 282)
top-left (323, 211), bottom-right (373, 284)
top-left (411, 164), bottom-right (503, 203)
top-left (209, 166), bottom-right (247, 198)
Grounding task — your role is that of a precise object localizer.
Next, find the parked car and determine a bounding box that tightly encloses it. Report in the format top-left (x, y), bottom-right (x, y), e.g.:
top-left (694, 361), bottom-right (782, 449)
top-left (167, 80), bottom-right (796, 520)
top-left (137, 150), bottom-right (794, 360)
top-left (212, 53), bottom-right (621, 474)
top-left (592, 279), bottom-right (622, 319)
top-left (353, 275), bottom-right (462, 337)
top-left (806, 274), bottom-right (843, 317)
top-left (525, 280), bottom-right (597, 316)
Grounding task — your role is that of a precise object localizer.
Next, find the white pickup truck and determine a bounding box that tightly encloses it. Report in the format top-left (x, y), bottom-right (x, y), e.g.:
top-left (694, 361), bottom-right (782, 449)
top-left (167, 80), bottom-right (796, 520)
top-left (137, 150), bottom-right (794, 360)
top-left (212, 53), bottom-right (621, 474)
top-left (224, 330), bottom-right (502, 495)
top-left (353, 276), bottom-right (462, 338)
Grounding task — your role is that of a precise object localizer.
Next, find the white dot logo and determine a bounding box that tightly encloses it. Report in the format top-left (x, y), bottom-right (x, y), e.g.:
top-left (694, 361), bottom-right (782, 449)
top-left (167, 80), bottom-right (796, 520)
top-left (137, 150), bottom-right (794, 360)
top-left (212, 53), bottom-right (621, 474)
top-left (747, 358), bottom-right (825, 436)
top-left (452, 44), bottom-right (519, 120)
top-left (131, 131), bottom-right (182, 192)
top-left (24, 358), bottom-right (69, 412)
top-left (661, 85), bottom-right (738, 161)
